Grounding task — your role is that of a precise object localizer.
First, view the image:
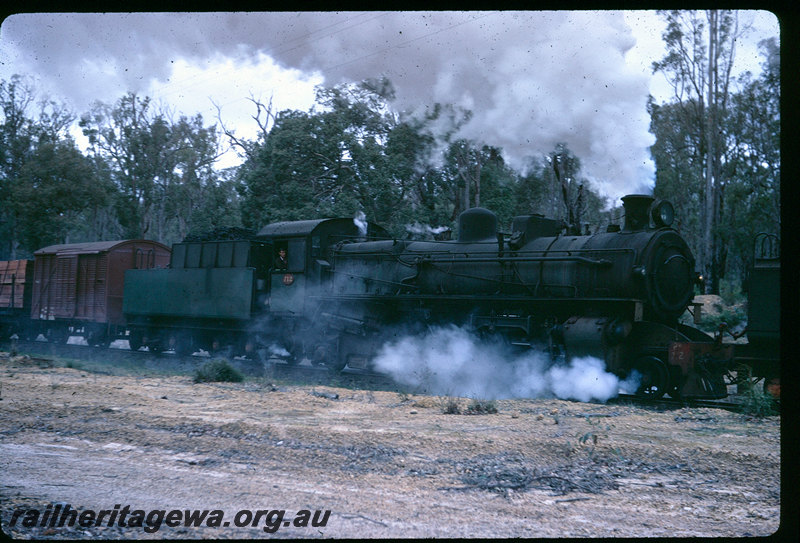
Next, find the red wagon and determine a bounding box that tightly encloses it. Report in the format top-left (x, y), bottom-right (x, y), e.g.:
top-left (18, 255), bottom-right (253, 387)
top-left (31, 240), bottom-right (170, 345)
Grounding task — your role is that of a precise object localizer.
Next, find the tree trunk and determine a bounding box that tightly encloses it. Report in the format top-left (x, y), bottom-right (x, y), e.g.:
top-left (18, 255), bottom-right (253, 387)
top-left (474, 159), bottom-right (481, 208)
top-left (463, 166), bottom-right (470, 212)
top-left (703, 10), bottom-right (717, 294)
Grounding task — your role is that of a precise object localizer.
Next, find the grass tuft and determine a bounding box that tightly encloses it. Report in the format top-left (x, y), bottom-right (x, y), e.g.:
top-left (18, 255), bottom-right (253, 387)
top-left (194, 358), bottom-right (244, 383)
top-left (465, 399), bottom-right (498, 415)
top-left (739, 386), bottom-right (778, 417)
top-left (439, 396), bottom-right (462, 414)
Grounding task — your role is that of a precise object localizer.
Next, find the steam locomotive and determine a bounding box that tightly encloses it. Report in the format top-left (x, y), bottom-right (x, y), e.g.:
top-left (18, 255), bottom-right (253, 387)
top-left (3, 194), bottom-right (773, 400)
top-left (120, 194), bottom-right (730, 399)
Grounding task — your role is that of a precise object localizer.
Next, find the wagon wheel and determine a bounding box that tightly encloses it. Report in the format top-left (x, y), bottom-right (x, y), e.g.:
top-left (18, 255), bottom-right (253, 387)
top-left (128, 329), bottom-right (144, 351)
top-left (14, 322), bottom-right (34, 341)
top-left (173, 332), bottom-right (195, 357)
top-left (667, 373), bottom-right (686, 400)
top-left (309, 338), bottom-right (344, 369)
top-left (145, 331), bottom-right (162, 353)
top-left (46, 326), bottom-right (69, 344)
top-left (236, 336), bottom-right (257, 360)
top-left (192, 334), bottom-right (211, 354)
top-left (632, 355), bottom-right (669, 399)
top-left (309, 344), bottom-right (327, 367)
top-left (328, 338), bottom-right (348, 372)
top-left (207, 336), bottom-right (225, 354)
top-left (86, 328), bottom-right (109, 348)
top-left (283, 338), bottom-right (302, 366)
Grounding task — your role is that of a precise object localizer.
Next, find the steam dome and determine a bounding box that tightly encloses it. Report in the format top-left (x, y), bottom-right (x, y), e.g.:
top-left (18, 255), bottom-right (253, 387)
top-left (458, 208), bottom-right (497, 242)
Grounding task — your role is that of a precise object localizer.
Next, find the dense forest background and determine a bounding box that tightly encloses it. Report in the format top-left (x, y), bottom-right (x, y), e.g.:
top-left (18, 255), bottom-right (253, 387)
top-left (0, 11), bottom-right (779, 297)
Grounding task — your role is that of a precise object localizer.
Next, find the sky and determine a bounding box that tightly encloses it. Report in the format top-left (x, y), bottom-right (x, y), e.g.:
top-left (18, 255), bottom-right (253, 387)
top-left (0, 10), bottom-right (780, 205)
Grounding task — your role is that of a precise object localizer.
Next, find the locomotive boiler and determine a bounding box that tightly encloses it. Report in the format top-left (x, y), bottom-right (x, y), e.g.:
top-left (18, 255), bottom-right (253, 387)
top-left (321, 195), bottom-right (727, 399)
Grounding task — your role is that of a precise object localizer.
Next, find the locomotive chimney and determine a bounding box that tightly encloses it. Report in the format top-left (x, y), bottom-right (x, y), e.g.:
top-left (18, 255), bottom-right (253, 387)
top-left (621, 195), bottom-right (654, 232)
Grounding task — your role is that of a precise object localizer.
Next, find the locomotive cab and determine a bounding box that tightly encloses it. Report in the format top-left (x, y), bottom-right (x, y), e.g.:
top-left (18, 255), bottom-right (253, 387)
top-left (253, 217), bottom-right (389, 367)
top-left (257, 218), bottom-right (389, 315)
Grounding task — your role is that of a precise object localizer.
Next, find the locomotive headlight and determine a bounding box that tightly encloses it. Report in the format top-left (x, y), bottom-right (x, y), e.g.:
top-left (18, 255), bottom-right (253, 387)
top-left (651, 200), bottom-right (675, 228)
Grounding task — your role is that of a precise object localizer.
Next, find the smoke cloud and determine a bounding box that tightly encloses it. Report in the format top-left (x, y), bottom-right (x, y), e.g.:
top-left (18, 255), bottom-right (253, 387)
top-left (267, 343), bottom-right (290, 358)
top-left (405, 222), bottom-right (450, 239)
top-left (353, 211), bottom-right (367, 237)
top-left (371, 325), bottom-right (636, 402)
top-left (2, 11), bottom-right (656, 201)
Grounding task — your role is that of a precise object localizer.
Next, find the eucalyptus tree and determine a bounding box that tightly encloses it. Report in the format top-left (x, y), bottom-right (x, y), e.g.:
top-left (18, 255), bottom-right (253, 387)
top-left (80, 93), bottom-right (168, 239)
top-left (441, 140), bottom-right (521, 228)
top-left (719, 37), bottom-right (780, 283)
top-left (162, 113), bottom-right (225, 242)
top-left (11, 137), bottom-right (108, 250)
top-left (652, 9), bottom-right (745, 293)
top-left (650, 15), bottom-right (779, 291)
top-left (0, 76), bottom-right (37, 257)
top-left (80, 93), bottom-right (223, 244)
top-left (1, 75), bottom-right (114, 257)
top-left (648, 97), bottom-right (703, 257)
top-left (235, 78), bottom-right (441, 235)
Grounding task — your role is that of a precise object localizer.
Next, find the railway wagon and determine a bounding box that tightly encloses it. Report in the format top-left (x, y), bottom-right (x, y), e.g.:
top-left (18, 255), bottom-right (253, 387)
top-left (742, 233), bottom-right (781, 396)
top-left (0, 259), bottom-right (33, 338)
top-left (30, 240), bottom-right (171, 345)
top-left (123, 238), bottom-right (273, 354)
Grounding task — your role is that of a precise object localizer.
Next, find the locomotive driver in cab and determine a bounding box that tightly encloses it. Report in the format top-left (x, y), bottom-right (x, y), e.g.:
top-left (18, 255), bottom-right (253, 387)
top-left (274, 248), bottom-right (288, 270)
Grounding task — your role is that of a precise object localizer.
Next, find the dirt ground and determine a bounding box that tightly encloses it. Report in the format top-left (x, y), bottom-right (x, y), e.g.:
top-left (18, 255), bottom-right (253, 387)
top-left (0, 351), bottom-right (782, 539)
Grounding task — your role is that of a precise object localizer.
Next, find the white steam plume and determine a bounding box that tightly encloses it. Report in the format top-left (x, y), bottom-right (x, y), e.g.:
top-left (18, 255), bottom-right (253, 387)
top-left (353, 210), bottom-right (367, 237)
top-left (372, 325), bottom-right (637, 402)
top-left (268, 343), bottom-right (290, 358)
top-left (405, 222), bottom-right (450, 238)
top-left (3, 11), bottom-right (656, 201)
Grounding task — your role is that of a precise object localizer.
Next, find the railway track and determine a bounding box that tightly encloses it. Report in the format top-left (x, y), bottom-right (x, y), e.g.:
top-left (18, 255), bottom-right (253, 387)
top-left (611, 393), bottom-right (746, 412)
top-left (0, 337), bottom-right (398, 388)
top-left (2, 338), bottom-right (767, 411)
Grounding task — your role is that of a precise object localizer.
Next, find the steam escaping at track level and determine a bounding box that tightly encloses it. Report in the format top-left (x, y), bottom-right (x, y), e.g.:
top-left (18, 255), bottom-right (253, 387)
top-left (371, 325), bottom-right (640, 402)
